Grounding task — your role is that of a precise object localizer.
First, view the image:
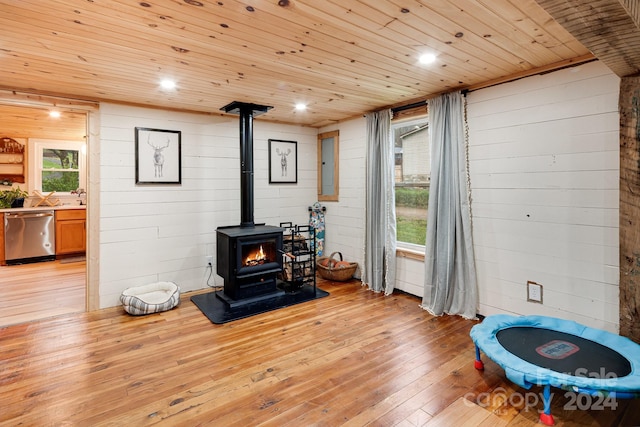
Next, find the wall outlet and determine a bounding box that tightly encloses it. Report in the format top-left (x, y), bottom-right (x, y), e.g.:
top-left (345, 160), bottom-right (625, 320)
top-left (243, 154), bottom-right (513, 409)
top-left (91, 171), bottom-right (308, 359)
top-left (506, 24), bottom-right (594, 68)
top-left (527, 281), bottom-right (543, 303)
top-left (206, 255), bottom-right (213, 267)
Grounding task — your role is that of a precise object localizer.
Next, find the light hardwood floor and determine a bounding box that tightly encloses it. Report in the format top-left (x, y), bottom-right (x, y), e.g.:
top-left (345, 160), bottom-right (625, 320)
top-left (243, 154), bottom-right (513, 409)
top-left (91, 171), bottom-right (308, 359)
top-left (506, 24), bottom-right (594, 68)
top-left (0, 259), bottom-right (85, 327)
top-left (0, 278), bottom-right (638, 426)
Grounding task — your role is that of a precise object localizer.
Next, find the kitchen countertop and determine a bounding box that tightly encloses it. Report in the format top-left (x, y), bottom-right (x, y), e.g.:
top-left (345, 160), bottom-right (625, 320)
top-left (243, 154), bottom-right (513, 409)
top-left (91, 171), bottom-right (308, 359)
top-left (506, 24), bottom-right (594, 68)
top-left (0, 205), bottom-right (86, 213)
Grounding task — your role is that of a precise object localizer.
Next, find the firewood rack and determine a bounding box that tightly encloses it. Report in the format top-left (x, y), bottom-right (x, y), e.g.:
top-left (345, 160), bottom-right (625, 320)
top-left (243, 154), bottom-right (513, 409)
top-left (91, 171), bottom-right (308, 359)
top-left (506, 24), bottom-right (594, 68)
top-left (279, 222), bottom-right (316, 292)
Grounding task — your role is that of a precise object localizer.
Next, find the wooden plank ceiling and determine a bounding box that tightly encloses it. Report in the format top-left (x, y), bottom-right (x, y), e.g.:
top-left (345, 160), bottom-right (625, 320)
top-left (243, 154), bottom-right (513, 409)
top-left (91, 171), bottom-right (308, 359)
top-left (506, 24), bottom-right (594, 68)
top-left (0, 105), bottom-right (87, 141)
top-left (0, 0), bottom-right (594, 129)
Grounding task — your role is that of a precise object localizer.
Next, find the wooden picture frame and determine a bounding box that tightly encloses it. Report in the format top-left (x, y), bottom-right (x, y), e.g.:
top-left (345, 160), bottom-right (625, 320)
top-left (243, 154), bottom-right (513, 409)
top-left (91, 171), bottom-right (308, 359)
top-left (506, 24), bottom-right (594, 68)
top-left (268, 139), bottom-right (297, 184)
top-left (135, 127), bottom-right (182, 184)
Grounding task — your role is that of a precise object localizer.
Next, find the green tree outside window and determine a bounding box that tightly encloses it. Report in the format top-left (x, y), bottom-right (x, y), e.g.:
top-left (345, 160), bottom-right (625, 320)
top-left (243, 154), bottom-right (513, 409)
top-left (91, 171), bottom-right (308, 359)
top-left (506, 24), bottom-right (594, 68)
top-left (42, 149), bottom-right (80, 192)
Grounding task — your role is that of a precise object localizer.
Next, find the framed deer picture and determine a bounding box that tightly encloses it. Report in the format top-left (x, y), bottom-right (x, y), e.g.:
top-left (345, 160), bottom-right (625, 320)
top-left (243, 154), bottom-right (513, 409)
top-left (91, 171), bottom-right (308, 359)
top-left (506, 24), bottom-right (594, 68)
top-left (135, 127), bottom-right (182, 184)
top-left (268, 139), bottom-right (297, 184)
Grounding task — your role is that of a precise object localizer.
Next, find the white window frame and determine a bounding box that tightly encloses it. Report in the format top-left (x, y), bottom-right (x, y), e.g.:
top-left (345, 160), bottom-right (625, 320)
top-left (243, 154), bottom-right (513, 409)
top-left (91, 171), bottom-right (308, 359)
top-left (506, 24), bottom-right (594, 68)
top-left (28, 139), bottom-right (86, 194)
top-left (392, 116), bottom-right (430, 252)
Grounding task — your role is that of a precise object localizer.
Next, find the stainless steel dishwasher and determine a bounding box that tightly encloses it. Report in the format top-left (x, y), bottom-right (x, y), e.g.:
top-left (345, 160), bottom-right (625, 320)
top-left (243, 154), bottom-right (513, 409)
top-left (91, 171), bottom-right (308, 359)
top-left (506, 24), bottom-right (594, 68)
top-left (4, 210), bottom-right (56, 263)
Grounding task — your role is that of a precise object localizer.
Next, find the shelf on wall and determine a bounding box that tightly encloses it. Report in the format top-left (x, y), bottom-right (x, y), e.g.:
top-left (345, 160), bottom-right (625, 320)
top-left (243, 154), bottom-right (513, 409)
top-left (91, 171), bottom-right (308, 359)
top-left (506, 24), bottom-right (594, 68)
top-left (0, 137), bottom-right (26, 183)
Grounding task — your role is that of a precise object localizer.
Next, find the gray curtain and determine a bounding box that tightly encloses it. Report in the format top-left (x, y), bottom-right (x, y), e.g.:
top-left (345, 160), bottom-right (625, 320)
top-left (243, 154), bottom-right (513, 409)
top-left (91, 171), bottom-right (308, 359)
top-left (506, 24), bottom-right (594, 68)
top-left (421, 92), bottom-right (478, 319)
top-left (362, 109), bottom-right (396, 295)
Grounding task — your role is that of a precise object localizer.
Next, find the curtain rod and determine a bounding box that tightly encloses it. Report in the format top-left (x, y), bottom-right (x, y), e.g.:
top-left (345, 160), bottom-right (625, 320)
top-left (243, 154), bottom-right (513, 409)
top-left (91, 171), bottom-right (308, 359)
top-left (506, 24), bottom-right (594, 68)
top-left (391, 89), bottom-right (470, 114)
top-left (391, 100), bottom-right (427, 114)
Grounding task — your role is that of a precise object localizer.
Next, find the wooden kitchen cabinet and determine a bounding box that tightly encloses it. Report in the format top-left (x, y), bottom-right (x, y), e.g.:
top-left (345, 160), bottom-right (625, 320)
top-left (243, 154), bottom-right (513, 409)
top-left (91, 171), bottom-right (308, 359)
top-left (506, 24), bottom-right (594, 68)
top-left (55, 209), bottom-right (86, 256)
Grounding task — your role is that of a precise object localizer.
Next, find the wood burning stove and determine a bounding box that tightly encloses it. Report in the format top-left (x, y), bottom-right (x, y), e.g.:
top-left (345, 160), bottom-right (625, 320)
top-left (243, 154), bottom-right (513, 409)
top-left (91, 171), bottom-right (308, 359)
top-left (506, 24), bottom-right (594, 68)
top-left (216, 225), bottom-right (284, 304)
top-left (193, 102), bottom-right (325, 321)
top-left (215, 101), bottom-right (285, 306)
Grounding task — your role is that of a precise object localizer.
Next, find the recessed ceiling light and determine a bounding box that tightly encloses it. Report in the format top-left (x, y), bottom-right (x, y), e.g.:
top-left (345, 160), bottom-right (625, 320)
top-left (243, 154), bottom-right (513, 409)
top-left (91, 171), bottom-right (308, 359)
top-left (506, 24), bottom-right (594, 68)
top-left (49, 110), bottom-right (61, 118)
top-left (160, 79), bottom-right (176, 90)
top-left (295, 103), bottom-right (307, 111)
top-left (419, 53), bottom-right (437, 65)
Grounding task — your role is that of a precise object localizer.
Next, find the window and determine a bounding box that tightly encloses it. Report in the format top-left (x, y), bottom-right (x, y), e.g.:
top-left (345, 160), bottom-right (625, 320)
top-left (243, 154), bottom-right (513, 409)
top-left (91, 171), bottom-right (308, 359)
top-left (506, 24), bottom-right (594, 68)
top-left (393, 118), bottom-right (430, 248)
top-left (317, 130), bottom-right (339, 201)
top-left (31, 140), bottom-right (86, 193)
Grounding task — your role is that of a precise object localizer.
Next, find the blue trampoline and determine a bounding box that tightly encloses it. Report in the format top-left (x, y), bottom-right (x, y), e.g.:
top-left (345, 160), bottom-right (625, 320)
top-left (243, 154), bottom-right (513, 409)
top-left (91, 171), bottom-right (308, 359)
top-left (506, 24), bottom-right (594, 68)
top-left (470, 314), bottom-right (640, 425)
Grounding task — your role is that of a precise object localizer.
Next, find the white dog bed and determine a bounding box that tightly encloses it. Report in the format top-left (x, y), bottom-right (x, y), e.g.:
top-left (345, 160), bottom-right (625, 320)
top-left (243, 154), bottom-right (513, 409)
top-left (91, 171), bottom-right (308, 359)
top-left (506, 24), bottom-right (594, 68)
top-left (120, 281), bottom-right (180, 315)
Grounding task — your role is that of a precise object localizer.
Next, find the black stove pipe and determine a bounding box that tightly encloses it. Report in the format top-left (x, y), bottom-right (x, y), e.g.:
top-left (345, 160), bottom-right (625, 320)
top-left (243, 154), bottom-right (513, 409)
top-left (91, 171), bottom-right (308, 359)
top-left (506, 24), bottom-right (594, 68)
top-left (221, 101), bottom-right (273, 228)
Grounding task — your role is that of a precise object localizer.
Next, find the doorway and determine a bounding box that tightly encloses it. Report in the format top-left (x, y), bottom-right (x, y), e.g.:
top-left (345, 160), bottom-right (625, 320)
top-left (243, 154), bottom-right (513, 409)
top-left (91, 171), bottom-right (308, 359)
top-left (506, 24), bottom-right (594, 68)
top-left (0, 104), bottom-right (89, 327)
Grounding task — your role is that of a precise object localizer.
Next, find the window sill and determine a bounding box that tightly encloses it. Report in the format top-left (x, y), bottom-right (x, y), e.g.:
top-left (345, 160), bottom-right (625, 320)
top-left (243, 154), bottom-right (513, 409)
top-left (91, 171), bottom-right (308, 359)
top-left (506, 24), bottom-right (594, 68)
top-left (396, 247), bottom-right (425, 262)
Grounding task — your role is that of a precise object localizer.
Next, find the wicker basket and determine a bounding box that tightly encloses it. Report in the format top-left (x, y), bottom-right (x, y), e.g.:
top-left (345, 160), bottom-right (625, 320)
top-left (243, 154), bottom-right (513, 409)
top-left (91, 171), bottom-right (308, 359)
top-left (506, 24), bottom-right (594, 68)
top-left (316, 251), bottom-right (358, 282)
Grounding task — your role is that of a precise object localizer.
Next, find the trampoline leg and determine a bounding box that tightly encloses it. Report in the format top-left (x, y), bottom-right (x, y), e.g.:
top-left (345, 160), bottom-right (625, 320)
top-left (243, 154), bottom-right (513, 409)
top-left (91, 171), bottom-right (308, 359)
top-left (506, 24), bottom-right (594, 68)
top-left (474, 345), bottom-right (484, 370)
top-left (539, 384), bottom-right (555, 426)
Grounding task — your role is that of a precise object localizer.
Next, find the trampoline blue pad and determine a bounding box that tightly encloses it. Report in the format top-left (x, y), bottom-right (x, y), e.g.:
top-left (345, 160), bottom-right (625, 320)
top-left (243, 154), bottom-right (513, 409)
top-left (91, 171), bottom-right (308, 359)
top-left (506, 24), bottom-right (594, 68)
top-left (471, 315), bottom-right (640, 393)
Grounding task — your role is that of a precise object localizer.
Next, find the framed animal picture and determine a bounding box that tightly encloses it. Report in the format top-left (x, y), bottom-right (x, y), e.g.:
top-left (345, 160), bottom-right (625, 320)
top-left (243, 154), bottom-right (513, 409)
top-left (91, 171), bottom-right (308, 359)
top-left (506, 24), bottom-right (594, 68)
top-left (268, 139), bottom-right (297, 184)
top-left (135, 127), bottom-right (182, 184)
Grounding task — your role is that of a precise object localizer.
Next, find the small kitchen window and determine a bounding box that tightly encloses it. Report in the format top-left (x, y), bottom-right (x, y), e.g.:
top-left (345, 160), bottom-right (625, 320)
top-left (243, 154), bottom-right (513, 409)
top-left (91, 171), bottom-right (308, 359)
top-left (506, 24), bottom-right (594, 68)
top-left (30, 139), bottom-right (86, 193)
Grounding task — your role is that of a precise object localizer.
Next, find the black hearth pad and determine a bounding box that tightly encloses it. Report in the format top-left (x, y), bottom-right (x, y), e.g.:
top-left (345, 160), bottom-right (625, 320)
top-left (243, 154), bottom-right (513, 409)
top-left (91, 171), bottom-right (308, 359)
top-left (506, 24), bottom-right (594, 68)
top-left (190, 285), bottom-right (329, 324)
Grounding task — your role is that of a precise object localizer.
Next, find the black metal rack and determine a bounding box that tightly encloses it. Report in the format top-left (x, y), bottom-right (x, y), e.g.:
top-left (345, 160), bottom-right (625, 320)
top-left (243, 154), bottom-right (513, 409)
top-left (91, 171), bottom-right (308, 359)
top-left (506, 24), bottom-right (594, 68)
top-left (279, 222), bottom-right (316, 292)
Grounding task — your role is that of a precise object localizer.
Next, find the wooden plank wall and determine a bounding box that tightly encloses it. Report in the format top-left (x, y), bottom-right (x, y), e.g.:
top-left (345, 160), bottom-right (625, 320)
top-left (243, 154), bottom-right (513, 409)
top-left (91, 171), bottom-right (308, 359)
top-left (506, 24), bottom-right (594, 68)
top-left (97, 103), bottom-right (318, 307)
top-left (619, 76), bottom-right (640, 342)
top-left (467, 61), bottom-right (620, 332)
top-left (317, 118), bottom-right (367, 278)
